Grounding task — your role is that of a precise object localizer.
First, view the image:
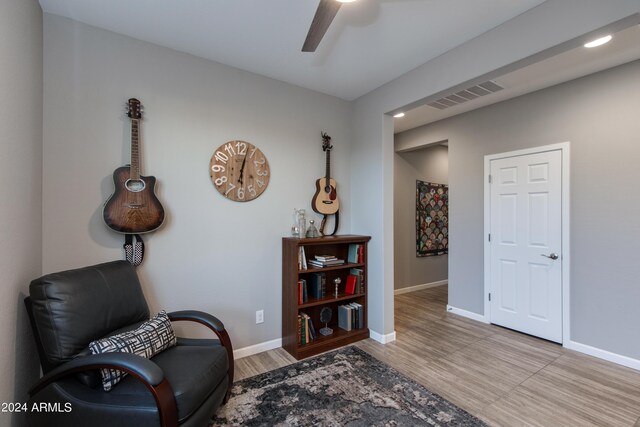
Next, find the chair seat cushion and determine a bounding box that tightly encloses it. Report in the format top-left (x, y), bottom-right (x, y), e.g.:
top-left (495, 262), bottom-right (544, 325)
top-left (151, 344), bottom-right (228, 421)
top-left (50, 342), bottom-right (228, 424)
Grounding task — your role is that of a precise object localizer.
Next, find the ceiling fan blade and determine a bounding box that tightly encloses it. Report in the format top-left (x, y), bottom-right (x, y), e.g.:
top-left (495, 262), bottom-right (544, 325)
top-left (302, 0), bottom-right (342, 52)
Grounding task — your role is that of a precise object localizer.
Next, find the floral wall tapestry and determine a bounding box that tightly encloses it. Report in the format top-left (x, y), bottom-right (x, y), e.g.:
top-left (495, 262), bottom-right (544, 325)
top-left (416, 180), bottom-right (448, 257)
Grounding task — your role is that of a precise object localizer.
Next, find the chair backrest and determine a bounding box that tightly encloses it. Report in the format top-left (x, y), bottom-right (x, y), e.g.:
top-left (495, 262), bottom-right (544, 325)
top-left (27, 261), bottom-right (150, 372)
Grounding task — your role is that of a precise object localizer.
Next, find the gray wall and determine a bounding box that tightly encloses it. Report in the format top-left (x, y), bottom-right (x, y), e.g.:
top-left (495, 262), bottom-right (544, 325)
top-left (42, 15), bottom-right (353, 350)
top-left (394, 145), bottom-right (448, 290)
top-left (351, 0), bottom-right (640, 339)
top-left (0, 0), bottom-right (43, 424)
top-left (395, 60), bottom-right (640, 360)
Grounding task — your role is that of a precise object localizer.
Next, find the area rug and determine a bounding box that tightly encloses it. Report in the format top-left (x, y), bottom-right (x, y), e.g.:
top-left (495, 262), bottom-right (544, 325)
top-left (211, 346), bottom-right (486, 426)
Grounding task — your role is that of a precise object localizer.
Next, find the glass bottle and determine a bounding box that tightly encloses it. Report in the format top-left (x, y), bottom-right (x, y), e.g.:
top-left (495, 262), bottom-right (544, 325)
top-left (297, 209), bottom-right (306, 237)
top-left (306, 220), bottom-right (320, 238)
top-left (291, 208), bottom-right (300, 237)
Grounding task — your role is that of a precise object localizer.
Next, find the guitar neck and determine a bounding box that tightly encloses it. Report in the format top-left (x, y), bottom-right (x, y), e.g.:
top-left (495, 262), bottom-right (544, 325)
top-left (130, 119), bottom-right (140, 180)
top-left (325, 149), bottom-right (331, 182)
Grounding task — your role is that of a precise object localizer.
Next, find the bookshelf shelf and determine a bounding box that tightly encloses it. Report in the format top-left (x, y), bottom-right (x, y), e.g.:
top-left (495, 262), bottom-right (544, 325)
top-left (297, 328), bottom-right (370, 357)
top-left (298, 262), bottom-right (365, 274)
top-left (298, 292), bottom-right (366, 309)
top-left (282, 235), bottom-right (371, 360)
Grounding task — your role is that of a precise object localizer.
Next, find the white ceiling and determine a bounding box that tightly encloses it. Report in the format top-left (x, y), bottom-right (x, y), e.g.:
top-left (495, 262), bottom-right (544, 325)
top-left (394, 24), bottom-right (640, 133)
top-left (38, 0), bottom-right (547, 101)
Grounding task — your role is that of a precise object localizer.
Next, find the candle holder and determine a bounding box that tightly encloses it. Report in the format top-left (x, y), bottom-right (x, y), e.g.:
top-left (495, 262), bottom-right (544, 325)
top-left (333, 277), bottom-right (341, 298)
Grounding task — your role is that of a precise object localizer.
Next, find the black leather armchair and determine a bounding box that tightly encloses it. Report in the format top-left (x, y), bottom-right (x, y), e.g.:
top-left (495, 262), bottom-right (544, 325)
top-left (24, 261), bottom-right (234, 427)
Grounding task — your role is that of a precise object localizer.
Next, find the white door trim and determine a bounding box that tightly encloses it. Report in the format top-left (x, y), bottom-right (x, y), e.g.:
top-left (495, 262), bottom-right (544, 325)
top-left (483, 142), bottom-right (570, 343)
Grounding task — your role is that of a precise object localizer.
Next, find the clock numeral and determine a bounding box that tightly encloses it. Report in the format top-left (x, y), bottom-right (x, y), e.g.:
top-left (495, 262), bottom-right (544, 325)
top-left (253, 157), bottom-right (266, 168)
top-left (225, 182), bottom-right (236, 195)
top-left (224, 142), bottom-right (236, 156)
top-left (257, 168), bottom-right (268, 177)
top-left (215, 176), bottom-right (227, 187)
top-left (237, 187), bottom-right (245, 200)
top-left (248, 184), bottom-right (256, 197)
top-left (236, 141), bottom-right (247, 155)
top-left (215, 151), bottom-right (228, 164)
top-left (256, 179), bottom-right (265, 188)
top-left (249, 147), bottom-right (258, 159)
top-left (211, 164), bottom-right (225, 173)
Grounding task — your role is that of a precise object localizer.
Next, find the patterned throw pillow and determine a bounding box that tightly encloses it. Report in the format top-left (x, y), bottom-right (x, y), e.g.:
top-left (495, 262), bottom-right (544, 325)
top-left (89, 310), bottom-right (177, 391)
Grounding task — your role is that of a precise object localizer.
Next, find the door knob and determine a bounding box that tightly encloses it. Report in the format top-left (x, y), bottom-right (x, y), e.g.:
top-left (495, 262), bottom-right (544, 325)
top-left (540, 253), bottom-right (559, 260)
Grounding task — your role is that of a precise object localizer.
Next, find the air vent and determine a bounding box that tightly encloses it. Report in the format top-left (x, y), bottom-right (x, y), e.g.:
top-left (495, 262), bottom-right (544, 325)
top-left (428, 80), bottom-right (504, 110)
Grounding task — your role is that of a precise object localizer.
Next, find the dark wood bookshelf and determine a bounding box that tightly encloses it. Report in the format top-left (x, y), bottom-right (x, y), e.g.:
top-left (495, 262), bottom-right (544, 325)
top-left (282, 234), bottom-right (371, 360)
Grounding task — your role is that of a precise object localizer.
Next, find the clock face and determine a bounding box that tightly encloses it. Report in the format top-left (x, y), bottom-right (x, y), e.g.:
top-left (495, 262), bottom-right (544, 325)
top-left (210, 140), bottom-right (270, 202)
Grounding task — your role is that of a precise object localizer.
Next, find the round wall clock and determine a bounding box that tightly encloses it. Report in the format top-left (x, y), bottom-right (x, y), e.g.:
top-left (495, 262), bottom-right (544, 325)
top-left (209, 140), bottom-right (270, 202)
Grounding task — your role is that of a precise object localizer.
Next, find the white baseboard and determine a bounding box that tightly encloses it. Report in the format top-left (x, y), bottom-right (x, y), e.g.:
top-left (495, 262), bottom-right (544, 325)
top-left (369, 330), bottom-right (397, 344)
top-left (446, 305), bottom-right (489, 324)
top-left (233, 338), bottom-right (282, 360)
top-left (564, 340), bottom-right (640, 372)
top-left (394, 280), bottom-right (447, 295)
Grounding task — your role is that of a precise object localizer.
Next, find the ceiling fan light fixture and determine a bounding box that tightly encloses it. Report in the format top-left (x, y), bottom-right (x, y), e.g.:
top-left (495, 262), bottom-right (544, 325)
top-left (584, 35), bottom-right (612, 48)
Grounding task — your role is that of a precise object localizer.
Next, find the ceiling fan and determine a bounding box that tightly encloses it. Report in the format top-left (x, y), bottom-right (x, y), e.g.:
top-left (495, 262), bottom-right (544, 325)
top-left (302, 0), bottom-right (356, 52)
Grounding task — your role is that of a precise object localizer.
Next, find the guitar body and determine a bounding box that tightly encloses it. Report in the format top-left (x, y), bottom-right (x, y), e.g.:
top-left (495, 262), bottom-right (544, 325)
top-left (103, 166), bottom-right (165, 234)
top-left (312, 177), bottom-right (339, 215)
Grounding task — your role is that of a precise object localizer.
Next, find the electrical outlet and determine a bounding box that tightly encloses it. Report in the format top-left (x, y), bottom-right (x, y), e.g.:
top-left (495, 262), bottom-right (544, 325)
top-left (256, 310), bottom-right (264, 324)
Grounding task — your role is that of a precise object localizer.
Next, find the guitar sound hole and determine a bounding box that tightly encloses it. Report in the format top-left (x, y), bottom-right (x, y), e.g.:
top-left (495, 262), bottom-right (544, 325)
top-left (125, 179), bottom-right (146, 192)
top-left (324, 186), bottom-right (331, 193)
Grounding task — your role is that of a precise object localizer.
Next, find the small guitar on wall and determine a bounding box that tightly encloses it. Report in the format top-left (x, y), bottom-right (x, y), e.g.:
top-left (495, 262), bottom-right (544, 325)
top-left (103, 98), bottom-right (165, 234)
top-left (312, 132), bottom-right (339, 215)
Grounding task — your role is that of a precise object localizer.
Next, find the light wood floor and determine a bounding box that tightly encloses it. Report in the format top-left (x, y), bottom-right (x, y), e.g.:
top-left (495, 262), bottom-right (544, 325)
top-left (235, 286), bottom-right (640, 426)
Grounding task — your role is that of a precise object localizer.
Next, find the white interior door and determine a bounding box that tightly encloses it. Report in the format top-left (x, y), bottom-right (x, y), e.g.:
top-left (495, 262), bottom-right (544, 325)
top-left (489, 149), bottom-right (562, 343)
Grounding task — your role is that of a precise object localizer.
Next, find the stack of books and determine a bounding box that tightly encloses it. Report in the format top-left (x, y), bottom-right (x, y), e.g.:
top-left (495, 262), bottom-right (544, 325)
top-left (338, 303), bottom-right (364, 331)
top-left (308, 254), bottom-right (345, 268)
top-left (297, 312), bottom-right (317, 345)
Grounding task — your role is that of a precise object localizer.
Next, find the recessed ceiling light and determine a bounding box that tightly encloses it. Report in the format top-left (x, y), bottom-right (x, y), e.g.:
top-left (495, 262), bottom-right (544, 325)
top-left (393, 112), bottom-right (405, 118)
top-left (584, 35), bottom-right (612, 48)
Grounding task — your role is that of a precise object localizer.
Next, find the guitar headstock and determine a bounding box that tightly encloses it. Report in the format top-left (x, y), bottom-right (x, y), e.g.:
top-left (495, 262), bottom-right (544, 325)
top-left (321, 132), bottom-right (333, 152)
top-left (127, 98), bottom-right (142, 119)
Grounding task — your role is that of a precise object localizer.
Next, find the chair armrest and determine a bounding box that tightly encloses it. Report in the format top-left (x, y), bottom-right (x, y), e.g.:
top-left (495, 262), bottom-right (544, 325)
top-left (29, 353), bottom-right (178, 427)
top-left (167, 310), bottom-right (225, 332)
top-left (167, 310), bottom-right (234, 404)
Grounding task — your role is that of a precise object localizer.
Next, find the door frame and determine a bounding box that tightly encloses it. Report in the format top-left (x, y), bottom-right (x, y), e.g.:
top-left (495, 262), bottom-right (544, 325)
top-left (483, 142), bottom-right (570, 343)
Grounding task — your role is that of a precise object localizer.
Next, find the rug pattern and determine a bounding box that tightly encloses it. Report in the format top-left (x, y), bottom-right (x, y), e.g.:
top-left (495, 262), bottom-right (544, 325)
top-left (211, 346), bottom-right (485, 426)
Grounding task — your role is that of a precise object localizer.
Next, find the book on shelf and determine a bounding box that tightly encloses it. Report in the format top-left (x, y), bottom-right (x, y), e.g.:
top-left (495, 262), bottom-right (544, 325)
top-left (353, 302), bottom-right (364, 328)
top-left (347, 244), bottom-right (365, 264)
top-left (314, 254), bottom-right (337, 261)
top-left (299, 314), bottom-right (306, 344)
top-left (307, 314), bottom-right (317, 340)
top-left (308, 273), bottom-right (326, 300)
top-left (299, 312), bottom-right (316, 344)
top-left (307, 259), bottom-right (345, 268)
top-left (298, 279), bottom-right (308, 304)
top-left (338, 302), bottom-right (364, 331)
top-left (338, 305), bottom-right (352, 331)
top-left (298, 247), bottom-right (308, 270)
top-left (345, 274), bottom-right (357, 295)
top-left (350, 268), bottom-right (364, 293)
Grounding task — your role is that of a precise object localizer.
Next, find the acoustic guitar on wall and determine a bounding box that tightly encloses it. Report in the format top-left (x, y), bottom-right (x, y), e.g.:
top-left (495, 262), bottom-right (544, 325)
top-left (311, 132), bottom-right (339, 215)
top-left (103, 98), bottom-right (165, 234)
